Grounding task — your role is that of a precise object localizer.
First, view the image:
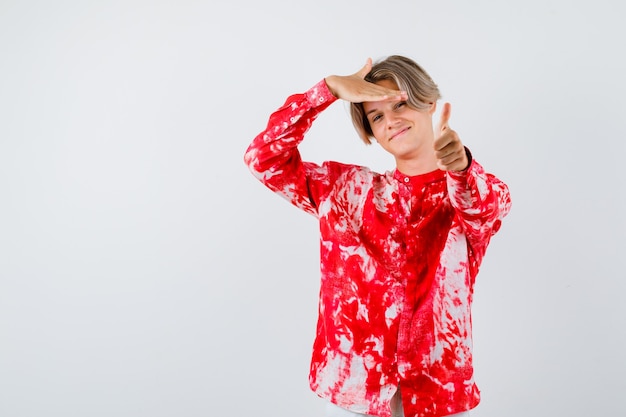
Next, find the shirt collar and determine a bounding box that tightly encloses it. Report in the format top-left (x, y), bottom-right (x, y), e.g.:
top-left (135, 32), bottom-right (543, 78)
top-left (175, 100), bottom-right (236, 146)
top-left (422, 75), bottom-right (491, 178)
top-left (393, 168), bottom-right (445, 186)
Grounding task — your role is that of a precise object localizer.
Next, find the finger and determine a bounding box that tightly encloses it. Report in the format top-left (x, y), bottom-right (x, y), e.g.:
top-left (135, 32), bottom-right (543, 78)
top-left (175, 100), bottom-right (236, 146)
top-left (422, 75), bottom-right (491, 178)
top-left (434, 129), bottom-right (462, 154)
top-left (434, 139), bottom-right (450, 154)
top-left (433, 130), bottom-right (453, 152)
top-left (438, 154), bottom-right (468, 172)
top-left (359, 82), bottom-right (407, 102)
top-left (437, 148), bottom-right (463, 165)
top-left (379, 88), bottom-right (408, 101)
top-left (438, 102), bottom-right (452, 132)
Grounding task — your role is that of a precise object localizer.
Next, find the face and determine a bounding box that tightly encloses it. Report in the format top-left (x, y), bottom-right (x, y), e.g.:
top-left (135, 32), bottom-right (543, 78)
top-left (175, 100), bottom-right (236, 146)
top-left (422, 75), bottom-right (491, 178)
top-left (362, 79), bottom-right (436, 162)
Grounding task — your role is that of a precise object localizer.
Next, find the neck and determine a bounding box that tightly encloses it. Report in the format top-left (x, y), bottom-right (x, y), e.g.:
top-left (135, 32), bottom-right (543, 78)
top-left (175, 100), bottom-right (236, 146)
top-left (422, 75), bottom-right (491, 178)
top-left (395, 153), bottom-right (439, 176)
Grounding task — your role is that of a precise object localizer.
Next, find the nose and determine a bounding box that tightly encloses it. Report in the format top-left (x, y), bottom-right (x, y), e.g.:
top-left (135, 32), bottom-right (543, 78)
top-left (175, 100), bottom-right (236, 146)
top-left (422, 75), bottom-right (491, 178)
top-left (385, 112), bottom-right (401, 129)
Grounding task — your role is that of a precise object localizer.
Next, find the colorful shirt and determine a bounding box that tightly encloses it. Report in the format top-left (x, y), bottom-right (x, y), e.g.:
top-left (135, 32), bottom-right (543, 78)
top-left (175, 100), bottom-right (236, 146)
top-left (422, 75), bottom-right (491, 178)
top-left (243, 79), bottom-right (512, 417)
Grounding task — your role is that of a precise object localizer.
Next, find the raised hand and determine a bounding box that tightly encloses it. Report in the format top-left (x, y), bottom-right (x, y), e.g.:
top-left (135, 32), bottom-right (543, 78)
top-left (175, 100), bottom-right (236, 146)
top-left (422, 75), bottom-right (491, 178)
top-left (434, 103), bottom-right (469, 172)
top-left (324, 58), bottom-right (407, 103)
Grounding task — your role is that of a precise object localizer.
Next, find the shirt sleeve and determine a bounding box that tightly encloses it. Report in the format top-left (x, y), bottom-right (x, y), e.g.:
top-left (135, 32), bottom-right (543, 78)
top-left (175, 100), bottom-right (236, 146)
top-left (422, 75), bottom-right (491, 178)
top-left (446, 155), bottom-right (512, 260)
top-left (243, 79), bottom-right (338, 216)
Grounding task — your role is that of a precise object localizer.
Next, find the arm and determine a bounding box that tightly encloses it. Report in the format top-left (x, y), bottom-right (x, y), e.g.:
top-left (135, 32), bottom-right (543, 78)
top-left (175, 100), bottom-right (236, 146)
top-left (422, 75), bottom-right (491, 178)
top-left (243, 59), bottom-right (407, 214)
top-left (433, 102), bottom-right (512, 254)
top-left (446, 158), bottom-right (512, 252)
top-left (243, 79), bottom-right (336, 215)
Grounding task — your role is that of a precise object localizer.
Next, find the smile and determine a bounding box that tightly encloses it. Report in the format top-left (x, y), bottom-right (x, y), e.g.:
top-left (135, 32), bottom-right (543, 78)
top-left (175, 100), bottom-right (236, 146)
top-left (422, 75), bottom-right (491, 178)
top-left (389, 127), bottom-right (410, 141)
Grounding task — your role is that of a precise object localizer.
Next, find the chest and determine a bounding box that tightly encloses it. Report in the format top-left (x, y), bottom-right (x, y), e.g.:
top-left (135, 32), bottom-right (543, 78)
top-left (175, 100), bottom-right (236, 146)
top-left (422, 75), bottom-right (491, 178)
top-left (363, 178), bottom-right (452, 240)
top-left (321, 178), bottom-right (454, 264)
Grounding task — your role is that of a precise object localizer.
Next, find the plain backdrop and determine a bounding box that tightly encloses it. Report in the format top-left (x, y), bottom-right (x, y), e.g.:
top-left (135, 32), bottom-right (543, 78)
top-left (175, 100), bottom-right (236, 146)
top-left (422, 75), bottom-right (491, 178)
top-left (1, 1), bottom-right (625, 416)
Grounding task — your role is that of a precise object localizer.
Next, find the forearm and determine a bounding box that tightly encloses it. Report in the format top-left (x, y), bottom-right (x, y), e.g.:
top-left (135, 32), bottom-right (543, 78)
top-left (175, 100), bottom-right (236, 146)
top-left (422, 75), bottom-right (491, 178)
top-left (446, 157), bottom-right (512, 245)
top-left (243, 80), bottom-right (337, 214)
top-left (244, 79), bottom-right (336, 178)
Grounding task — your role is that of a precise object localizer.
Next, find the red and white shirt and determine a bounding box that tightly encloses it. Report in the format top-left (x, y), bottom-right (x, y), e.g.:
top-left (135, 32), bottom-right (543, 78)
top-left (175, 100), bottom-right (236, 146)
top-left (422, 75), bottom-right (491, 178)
top-left (244, 80), bottom-right (512, 417)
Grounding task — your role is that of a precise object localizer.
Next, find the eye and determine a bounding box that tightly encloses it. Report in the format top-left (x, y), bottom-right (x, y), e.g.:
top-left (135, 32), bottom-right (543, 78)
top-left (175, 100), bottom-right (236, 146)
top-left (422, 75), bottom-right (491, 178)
top-left (371, 114), bottom-right (383, 123)
top-left (394, 101), bottom-right (407, 110)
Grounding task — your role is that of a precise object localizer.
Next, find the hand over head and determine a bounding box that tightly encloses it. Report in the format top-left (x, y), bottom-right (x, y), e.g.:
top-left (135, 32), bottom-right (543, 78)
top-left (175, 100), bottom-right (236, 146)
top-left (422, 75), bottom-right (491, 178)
top-left (325, 58), bottom-right (407, 103)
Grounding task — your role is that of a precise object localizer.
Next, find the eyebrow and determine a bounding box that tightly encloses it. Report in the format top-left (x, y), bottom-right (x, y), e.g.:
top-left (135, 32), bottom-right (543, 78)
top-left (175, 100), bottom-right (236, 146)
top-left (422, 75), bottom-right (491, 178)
top-left (365, 108), bottom-right (379, 116)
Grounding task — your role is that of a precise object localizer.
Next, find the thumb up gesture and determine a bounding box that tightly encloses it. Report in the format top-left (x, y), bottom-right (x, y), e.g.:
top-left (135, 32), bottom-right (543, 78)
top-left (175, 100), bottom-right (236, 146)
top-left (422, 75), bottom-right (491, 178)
top-left (434, 103), bottom-right (469, 172)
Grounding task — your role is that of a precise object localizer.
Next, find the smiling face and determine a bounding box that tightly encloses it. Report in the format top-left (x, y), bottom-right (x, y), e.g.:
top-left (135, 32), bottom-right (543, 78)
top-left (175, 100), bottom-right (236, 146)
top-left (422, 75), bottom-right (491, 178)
top-left (363, 79), bottom-right (437, 168)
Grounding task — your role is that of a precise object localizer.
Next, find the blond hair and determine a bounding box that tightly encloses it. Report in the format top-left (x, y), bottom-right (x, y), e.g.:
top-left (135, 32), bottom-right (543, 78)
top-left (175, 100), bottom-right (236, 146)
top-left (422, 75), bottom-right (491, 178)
top-left (350, 55), bottom-right (441, 144)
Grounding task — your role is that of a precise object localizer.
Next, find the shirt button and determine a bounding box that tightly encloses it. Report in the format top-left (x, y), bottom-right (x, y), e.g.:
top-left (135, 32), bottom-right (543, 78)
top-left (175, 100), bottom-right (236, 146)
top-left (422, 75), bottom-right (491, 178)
top-left (404, 177), bottom-right (410, 183)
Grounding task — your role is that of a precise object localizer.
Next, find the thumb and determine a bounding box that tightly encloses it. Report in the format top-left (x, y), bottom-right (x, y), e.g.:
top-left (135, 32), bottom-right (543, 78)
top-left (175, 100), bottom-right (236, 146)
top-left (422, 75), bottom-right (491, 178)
top-left (355, 57), bottom-right (373, 79)
top-left (438, 102), bottom-right (452, 132)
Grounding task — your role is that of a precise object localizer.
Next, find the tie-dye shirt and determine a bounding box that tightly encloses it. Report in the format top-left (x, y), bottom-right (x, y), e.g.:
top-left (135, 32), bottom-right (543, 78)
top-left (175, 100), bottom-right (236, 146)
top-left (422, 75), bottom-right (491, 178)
top-left (244, 79), bottom-right (511, 417)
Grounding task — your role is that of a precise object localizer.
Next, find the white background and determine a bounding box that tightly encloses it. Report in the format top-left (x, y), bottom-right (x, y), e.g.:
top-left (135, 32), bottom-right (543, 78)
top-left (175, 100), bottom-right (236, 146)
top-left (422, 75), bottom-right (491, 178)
top-left (1, 1), bottom-right (624, 416)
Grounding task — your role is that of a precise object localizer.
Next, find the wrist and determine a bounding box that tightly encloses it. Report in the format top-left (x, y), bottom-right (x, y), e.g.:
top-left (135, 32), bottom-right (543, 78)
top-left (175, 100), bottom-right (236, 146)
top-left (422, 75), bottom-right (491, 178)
top-left (324, 76), bottom-right (339, 98)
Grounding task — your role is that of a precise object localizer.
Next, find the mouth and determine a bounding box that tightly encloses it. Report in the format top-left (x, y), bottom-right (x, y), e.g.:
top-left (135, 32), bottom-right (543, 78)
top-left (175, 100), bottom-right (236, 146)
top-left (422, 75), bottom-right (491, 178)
top-left (389, 127), bottom-right (410, 142)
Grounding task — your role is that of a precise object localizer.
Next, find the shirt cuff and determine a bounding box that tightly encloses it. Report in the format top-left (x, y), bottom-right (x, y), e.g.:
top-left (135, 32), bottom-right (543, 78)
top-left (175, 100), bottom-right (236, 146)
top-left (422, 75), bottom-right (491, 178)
top-left (305, 79), bottom-right (338, 108)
